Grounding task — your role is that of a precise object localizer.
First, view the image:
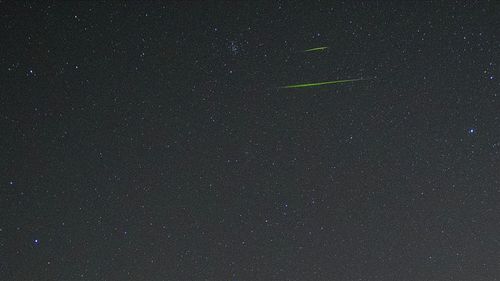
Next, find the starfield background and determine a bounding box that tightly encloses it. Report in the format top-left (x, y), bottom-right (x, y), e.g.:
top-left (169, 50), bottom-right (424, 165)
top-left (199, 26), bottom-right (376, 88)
top-left (1, 1), bottom-right (499, 280)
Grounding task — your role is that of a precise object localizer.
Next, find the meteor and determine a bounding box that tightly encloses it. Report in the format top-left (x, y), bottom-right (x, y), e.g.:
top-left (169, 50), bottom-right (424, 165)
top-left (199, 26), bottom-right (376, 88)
top-left (280, 78), bottom-right (366, 89)
top-left (302, 46), bottom-right (328, 52)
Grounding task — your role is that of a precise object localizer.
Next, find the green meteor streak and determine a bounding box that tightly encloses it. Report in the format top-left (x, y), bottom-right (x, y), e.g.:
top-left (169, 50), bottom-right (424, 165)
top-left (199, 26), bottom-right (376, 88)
top-left (280, 78), bottom-right (365, 89)
top-left (303, 46), bottom-right (328, 52)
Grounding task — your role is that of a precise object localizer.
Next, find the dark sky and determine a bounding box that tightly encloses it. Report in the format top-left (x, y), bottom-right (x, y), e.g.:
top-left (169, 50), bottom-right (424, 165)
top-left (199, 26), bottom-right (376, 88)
top-left (1, 1), bottom-right (499, 280)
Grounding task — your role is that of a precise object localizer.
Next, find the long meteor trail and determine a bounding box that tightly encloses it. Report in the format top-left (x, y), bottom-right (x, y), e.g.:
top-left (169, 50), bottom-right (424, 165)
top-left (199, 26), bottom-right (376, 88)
top-left (280, 78), bottom-right (366, 89)
top-left (302, 46), bottom-right (328, 52)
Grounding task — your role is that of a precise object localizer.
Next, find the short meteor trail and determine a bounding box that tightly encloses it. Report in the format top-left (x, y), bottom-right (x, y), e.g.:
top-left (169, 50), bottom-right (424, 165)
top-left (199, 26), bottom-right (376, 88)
top-left (303, 46), bottom-right (328, 52)
top-left (280, 78), bottom-right (366, 89)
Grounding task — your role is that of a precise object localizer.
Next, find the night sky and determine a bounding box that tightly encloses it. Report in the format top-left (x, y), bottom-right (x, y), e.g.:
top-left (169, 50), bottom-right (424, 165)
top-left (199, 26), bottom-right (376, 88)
top-left (1, 1), bottom-right (500, 280)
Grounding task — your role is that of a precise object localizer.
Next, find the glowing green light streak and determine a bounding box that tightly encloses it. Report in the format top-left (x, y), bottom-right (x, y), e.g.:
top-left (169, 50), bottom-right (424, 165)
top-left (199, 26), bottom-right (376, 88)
top-left (280, 78), bottom-right (365, 89)
top-left (303, 46), bottom-right (328, 52)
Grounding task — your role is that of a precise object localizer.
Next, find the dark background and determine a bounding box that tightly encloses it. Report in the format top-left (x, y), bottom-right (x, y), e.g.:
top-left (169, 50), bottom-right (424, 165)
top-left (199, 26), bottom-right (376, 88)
top-left (1, 1), bottom-right (499, 280)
